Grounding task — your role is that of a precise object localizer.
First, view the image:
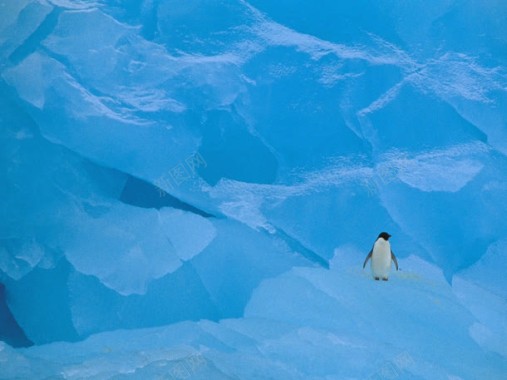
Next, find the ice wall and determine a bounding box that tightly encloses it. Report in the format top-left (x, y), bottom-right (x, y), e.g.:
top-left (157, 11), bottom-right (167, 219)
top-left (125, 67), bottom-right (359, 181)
top-left (1, 0), bottom-right (506, 356)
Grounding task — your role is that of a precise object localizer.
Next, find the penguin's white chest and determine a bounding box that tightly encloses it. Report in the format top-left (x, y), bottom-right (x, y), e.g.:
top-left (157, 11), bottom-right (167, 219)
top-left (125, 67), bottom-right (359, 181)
top-left (371, 240), bottom-right (392, 279)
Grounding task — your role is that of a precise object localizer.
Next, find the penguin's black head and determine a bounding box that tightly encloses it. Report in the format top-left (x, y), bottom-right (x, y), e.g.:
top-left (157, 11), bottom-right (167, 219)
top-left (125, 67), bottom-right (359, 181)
top-left (378, 232), bottom-right (391, 241)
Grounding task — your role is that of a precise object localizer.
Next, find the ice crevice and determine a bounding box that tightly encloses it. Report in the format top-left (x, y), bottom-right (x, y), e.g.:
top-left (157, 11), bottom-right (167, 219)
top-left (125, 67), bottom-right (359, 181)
top-left (119, 175), bottom-right (215, 218)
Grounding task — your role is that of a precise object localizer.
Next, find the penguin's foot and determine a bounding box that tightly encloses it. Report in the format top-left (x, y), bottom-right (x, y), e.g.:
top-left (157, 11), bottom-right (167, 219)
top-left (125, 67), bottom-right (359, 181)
top-left (382, 278), bottom-right (388, 281)
top-left (374, 277), bottom-right (380, 281)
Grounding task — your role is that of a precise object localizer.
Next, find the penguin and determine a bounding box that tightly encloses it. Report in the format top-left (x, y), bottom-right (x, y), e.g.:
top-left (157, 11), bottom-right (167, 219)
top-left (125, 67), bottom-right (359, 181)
top-left (363, 232), bottom-right (399, 281)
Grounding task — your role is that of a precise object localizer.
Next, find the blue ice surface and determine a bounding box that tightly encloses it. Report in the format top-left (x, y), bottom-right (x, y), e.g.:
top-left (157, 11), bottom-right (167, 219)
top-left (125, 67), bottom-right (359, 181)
top-left (1, 0), bottom-right (507, 378)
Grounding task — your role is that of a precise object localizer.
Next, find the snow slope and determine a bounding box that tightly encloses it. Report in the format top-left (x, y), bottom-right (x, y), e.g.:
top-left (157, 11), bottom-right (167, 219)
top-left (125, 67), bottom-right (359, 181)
top-left (1, 251), bottom-right (506, 379)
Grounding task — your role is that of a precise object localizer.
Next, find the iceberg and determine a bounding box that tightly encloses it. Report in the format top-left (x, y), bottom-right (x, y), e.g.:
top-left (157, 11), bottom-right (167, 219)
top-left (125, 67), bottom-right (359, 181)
top-left (1, 0), bottom-right (506, 378)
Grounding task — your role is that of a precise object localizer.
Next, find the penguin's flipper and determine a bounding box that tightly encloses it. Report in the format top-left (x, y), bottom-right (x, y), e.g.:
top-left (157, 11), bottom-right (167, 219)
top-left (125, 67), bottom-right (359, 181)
top-left (391, 250), bottom-right (399, 270)
top-left (363, 249), bottom-right (373, 269)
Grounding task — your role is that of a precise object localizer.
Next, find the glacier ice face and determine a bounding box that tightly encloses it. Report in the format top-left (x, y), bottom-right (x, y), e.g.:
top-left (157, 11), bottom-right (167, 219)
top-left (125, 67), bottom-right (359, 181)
top-left (0, 0), bottom-right (53, 62)
top-left (63, 205), bottom-right (216, 295)
top-left (1, 0), bottom-right (507, 377)
top-left (452, 239), bottom-right (507, 358)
